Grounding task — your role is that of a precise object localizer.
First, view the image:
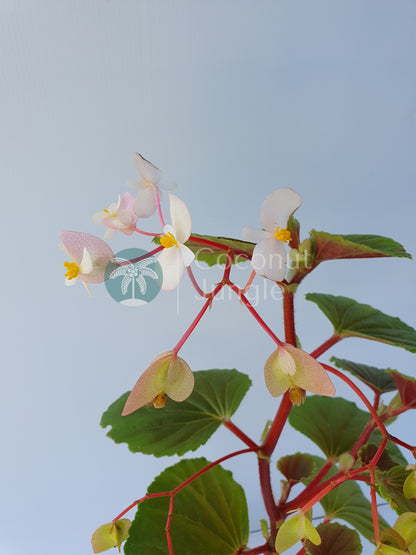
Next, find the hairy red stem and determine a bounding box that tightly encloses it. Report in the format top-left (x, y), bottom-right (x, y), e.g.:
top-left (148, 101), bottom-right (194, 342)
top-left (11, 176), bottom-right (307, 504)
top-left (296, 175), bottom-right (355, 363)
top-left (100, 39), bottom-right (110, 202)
top-left (223, 419), bottom-right (259, 450)
top-left (310, 335), bottom-right (342, 359)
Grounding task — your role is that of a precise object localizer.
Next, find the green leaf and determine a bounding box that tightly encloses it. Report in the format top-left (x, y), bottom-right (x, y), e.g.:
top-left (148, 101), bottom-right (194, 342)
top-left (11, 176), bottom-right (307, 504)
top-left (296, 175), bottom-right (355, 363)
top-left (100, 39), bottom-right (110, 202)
top-left (305, 522), bottom-right (362, 555)
top-left (308, 456), bottom-right (389, 540)
top-left (288, 396), bottom-right (407, 467)
top-left (288, 397), bottom-right (369, 459)
top-left (306, 293), bottom-right (416, 353)
top-left (124, 458), bottom-right (249, 555)
top-left (331, 357), bottom-right (397, 394)
top-left (310, 231), bottom-right (411, 263)
top-left (101, 369), bottom-right (251, 457)
top-left (376, 466), bottom-right (416, 515)
top-left (154, 234), bottom-right (254, 266)
top-left (277, 453), bottom-right (315, 483)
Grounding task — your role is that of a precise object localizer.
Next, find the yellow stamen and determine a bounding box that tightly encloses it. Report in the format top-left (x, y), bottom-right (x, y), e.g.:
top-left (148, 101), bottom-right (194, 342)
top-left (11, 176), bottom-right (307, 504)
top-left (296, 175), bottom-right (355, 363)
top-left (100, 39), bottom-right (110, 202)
top-left (152, 393), bottom-right (168, 409)
top-left (103, 209), bottom-right (109, 213)
top-left (274, 226), bottom-right (292, 243)
top-left (289, 386), bottom-right (305, 407)
top-left (160, 232), bottom-right (178, 249)
top-left (64, 261), bottom-right (80, 280)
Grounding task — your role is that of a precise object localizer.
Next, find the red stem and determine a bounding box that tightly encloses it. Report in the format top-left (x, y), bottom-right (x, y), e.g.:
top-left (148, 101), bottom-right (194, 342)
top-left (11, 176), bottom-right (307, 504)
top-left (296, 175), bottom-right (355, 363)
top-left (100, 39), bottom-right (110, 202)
top-left (241, 543), bottom-right (270, 555)
top-left (133, 226), bottom-right (161, 237)
top-left (186, 266), bottom-right (211, 297)
top-left (228, 284), bottom-right (283, 346)
top-left (322, 364), bottom-right (387, 436)
top-left (166, 494), bottom-right (175, 555)
top-left (310, 335), bottom-right (342, 359)
top-left (389, 434), bottom-right (416, 455)
top-left (262, 392), bottom-right (292, 457)
top-left (222, 419), bottom-right (259, 450)
top-left (258, 457), bottom-right (279, 527)
top-left (154, 186), bottom-right (165, 227)
top-left (370, 465), bottom-right (380, 544)
top-left (113, 245), bottom-right (164, 266)
top-left (172, 448), bottom-right (255, 494)
top-left (173, 283), bottom-right (224, 353)
top-left (282, 289), bottom-right (296, 346)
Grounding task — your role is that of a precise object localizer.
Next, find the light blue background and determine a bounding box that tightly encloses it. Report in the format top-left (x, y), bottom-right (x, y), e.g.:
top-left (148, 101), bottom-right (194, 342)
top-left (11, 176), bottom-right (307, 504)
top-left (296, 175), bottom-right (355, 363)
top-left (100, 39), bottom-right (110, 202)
top-left (2, 2), bottom-right (415, 554)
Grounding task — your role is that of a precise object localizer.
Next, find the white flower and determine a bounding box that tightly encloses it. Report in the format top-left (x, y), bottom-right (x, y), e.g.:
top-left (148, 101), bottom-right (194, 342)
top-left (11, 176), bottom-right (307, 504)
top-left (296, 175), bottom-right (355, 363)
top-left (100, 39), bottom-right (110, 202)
top-left (59, 231), bottom-right (114, 296)
top-left (243, 187), bottom-right (302, 281)
top-left (93, 192), bottom-right (138, 240)
top-left (129, 153), bottom-right (175, 219)
top-left (158, 194), bottom-right (195, 291)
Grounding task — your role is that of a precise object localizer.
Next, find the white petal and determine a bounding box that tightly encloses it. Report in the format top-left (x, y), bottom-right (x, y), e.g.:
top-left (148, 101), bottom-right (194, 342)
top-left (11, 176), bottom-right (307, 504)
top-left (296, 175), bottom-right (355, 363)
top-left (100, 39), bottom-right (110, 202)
top-left (133, 153), bottom-right (162, 184)
top-left (127, 178), bottom-right (144, 190)
top-left (65, 275), bottom-right (79, 287)
top-left (104, 228), bottom-right (117, 240)
top-left (134, 186), bottom-right (158, 218)
top-left (81, 281), bottom-right (93, 297)
top-left (242, 227), bottom-right (271, 243)
top-left (251, 237), bottom-right (287, 281)
top-left (79, 248), bottom-right (93, 275)
top-left (179, 244), bottom-right (195, 267)
top-left (169, 194), bottom-right (191, 244)
top-left (92, 211), bottom-right (106, 226)
top-left (158, 247), bottom-right (185, 291)
top-left (260, 188), bottom-right (302, 233)
top-left (163, 224), bottom-right (175, 236)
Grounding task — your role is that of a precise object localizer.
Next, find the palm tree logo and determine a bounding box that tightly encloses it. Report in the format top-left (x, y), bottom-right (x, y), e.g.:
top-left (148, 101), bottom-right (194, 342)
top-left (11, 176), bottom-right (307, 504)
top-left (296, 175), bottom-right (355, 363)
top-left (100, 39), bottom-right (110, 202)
top-left (105, 248), bottom-right (163, 306)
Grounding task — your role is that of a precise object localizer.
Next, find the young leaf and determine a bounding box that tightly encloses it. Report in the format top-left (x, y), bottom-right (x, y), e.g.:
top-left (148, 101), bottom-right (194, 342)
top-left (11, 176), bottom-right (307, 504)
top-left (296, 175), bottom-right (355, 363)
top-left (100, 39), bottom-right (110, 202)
top-left (306, 293), bottom-right (416, 353)
top-left (310, 231), bottom-right (411, 263)
top-left (304, 522), bottom-right (362, 555)
top-left (101, 369), bottom-right (251, 457)
top-left (277, 453), bottom-right (315, 483)
top-left (387, 371), bottom-right (416, 409)
top-left (376, 466), bottom-right (416, 515)
top-left (124, 458), bottom-right (249, 555)
top-left (331, 357), bottom-right (397, 394)
top-left (288, 397), bottom-right (369, 458)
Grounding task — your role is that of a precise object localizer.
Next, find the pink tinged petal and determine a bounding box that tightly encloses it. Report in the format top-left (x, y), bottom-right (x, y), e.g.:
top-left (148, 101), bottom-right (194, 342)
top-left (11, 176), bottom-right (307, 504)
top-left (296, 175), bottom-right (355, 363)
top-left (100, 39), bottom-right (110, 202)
top-left (264, 349), bottom-right (295, 397)
top-left (179, 244), bottom-right (195, 267)
top-left (134, 186), bottom-right (158, 218)
top-left (119, 191), bottom-right (136, 213)
top-left (242, 227), bottom-right (272, 243)
top-left (169, 194), bottom-right (192, 244)
top-left (251, 237), bottom-right (287, 281)
top-left (122, 353), bottom-right (173, 415)
top-left (158, 247), bottom-right (185, 291)
top-left (277, 345), bottom-right (296, 376)
top-left (59, 231), bottom-right (113, 265)
top-left (260, 187), bottom-right (302, 233)
top-left (165, 355), bottom-right (194, 401)
top-left (79, 248), bottom-right (93, 275)
top-left (285, 345), bottom-right (336, 397)
top-left (133, 153), bottom-right (162, 184)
